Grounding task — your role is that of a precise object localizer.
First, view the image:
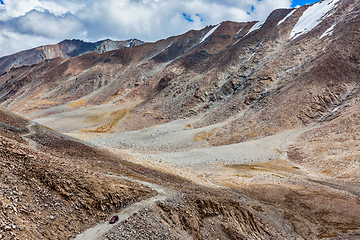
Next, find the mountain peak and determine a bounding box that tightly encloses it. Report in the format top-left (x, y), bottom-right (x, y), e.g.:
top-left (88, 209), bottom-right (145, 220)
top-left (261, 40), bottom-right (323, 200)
top-left (0, 38), bottom-right (145, 75)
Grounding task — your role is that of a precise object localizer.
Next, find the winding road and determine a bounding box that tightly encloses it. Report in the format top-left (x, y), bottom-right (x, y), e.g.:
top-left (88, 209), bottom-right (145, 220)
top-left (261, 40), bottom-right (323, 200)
top-left (21, 121), bottom-right (38, 150)
top-left (73, 174), bottom-right (176, 240)
top-left (20, 121), bottom-right (178, 239)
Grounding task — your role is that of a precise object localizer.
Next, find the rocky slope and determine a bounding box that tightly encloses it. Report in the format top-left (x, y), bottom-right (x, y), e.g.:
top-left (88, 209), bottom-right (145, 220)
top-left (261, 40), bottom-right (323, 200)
top-left (0, 107), bottom-right (155, 239)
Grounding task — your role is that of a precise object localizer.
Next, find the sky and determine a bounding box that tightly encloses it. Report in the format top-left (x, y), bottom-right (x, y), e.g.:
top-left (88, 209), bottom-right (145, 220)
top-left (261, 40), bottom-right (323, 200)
top-left (292, 0), bottom-right (318, 7)
top-left (0, 0), bottom-right (318, 57)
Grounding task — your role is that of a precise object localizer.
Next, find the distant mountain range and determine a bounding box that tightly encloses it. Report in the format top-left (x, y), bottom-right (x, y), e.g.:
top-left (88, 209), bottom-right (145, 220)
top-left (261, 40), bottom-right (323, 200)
top-left (0, 38), bottom-right (144, 75)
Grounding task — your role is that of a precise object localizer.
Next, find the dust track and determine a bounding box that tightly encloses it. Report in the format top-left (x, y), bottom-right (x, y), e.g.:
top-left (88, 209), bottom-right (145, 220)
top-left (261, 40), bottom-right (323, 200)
top-left (73, 174), bottom-right (177, 240)
top-left (21, 121), bottom-right (38, 150)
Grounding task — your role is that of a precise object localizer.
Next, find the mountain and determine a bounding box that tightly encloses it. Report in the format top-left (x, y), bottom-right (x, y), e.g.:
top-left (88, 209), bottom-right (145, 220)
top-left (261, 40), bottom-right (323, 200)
top-left (1, 0), bottom-right (360, 239)
top-left (0, 38), bottom-right (144, 75)
top-left (1, 0), bottom-right (357, 145)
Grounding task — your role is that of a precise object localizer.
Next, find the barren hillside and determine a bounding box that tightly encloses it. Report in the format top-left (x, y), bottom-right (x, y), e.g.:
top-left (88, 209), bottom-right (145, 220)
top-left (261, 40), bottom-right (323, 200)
top-left (1, 0), bottom-right (360, 239)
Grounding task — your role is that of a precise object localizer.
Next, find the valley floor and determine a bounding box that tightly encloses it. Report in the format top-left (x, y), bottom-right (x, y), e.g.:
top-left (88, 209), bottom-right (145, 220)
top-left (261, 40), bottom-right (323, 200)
top-left (34, 112), bottom-right (360, 239)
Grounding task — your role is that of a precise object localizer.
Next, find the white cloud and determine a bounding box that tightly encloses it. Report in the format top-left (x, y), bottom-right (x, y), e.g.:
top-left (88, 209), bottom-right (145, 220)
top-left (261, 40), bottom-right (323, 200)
top-left (3, 10), bottom-right (84, 39)
top-left (0, 29), bottom-right (58, 55)
top-left (0, 0), bottom-right (292, 57)
top-left (0, 0), bottom-right (84, 20)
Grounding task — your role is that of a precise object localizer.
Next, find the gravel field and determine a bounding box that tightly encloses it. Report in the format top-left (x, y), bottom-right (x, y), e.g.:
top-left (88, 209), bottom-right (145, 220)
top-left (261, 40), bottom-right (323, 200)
top-left (86, 123), bottom-right (308, 168)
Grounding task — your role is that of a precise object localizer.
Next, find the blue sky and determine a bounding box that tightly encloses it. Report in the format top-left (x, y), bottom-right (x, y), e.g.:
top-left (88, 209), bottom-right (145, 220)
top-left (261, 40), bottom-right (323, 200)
top-left (0, 0), bottom-right (323, 57)
top-left (291, 0), bottom-right (318, 7)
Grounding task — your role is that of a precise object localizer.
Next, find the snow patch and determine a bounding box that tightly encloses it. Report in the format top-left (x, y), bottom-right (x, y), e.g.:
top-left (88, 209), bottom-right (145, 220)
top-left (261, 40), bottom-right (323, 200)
top-left (125, 39), bottom-right (133, 47)
top-left (290, 0), bottom-right (340, 39)
top-left (243, 21), bottom-right (263, 38)
top-left (231, 28), bottom-right (244, 46)
top-left (331, 106), bottom-right (339, 113)
top-left (160, 41), bottom-right (174, 52)
top-left (247, 52), bottom-right (256, 61)
top-left (232, 39), bottom-right (241, 46)
top-left (277, 9), bottom-right (295, 26)
top-left (247, 41), bottom-right (263, 61)
top-left (151, 40), bottom-right (174, 59)
top-left (236, 27), bottom-right (243, 35)
top-left (200, 24), bottom-right (221, 43)
top-left (319, 23), bottom-right (336, 39)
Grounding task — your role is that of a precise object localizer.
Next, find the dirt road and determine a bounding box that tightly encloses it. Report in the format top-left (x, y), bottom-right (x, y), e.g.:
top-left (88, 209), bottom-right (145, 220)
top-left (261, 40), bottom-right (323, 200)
top-left (73, 174), bottom-right (177, 240)
top-left (21, 121), bottom-right (38, 150)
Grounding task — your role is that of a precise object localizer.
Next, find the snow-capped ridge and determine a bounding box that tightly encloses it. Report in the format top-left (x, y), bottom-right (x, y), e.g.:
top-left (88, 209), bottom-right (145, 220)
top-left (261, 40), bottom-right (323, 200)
top-left (290, 0), bottom-right (340, 39)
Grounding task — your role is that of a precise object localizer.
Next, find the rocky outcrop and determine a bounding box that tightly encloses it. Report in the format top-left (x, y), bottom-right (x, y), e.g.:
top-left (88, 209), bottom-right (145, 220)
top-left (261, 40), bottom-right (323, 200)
top-left (155, 194), bottom-right (275, 240)
top-left (104, 194), bottom-right (276, 240)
